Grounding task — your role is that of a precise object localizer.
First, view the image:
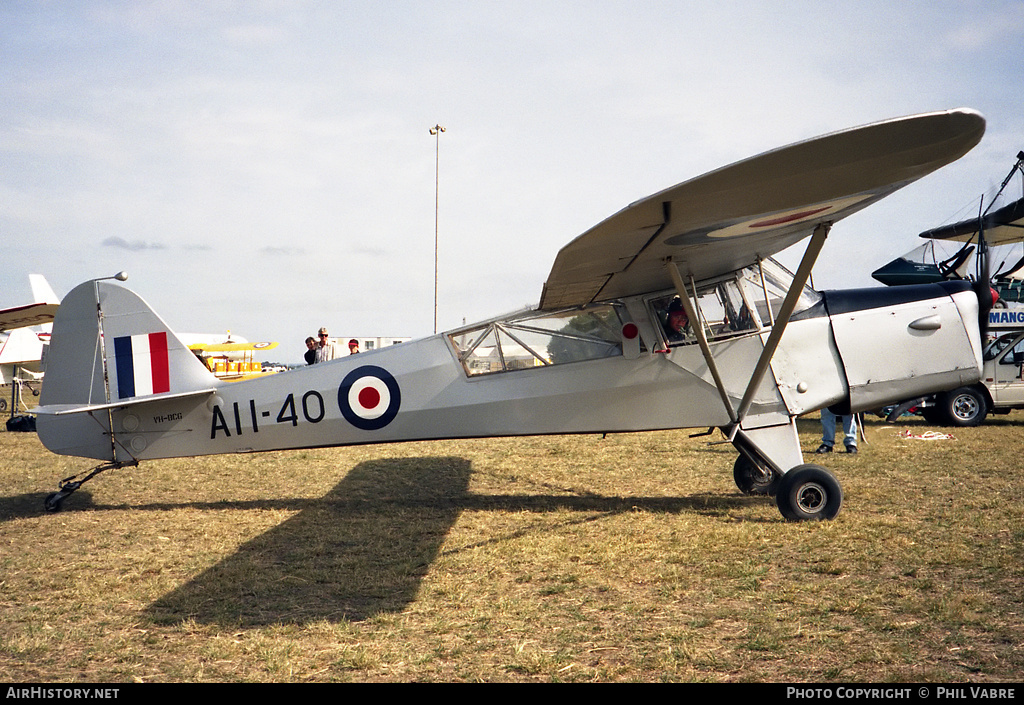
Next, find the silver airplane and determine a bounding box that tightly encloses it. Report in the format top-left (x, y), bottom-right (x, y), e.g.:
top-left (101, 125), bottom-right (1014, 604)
top-left (36, 109), bottom-right (987, 521)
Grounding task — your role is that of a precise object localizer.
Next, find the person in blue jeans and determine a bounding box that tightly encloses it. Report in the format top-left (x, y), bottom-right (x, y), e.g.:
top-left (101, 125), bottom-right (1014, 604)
top-left (816, 408), bottom-right (858, 454)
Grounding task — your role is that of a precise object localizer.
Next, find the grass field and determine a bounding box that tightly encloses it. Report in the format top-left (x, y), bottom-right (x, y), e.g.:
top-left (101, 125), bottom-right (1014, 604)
top-left (1, 413), bottom-right (1021, 682)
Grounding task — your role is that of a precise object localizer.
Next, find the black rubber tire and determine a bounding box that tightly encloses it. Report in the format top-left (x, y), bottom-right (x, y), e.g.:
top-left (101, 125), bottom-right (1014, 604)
top-left (44, 492), bottom-right (64, 513)
top-left (733, 455), bottom-right (779, 496)
top-left (776, 464), bottom-right (842, 521)
top-left (939, 386), bottom-right (988, 427)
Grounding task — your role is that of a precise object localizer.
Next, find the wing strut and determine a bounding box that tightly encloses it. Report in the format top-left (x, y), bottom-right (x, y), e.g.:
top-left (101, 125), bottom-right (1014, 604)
top-left (665, 223), bottom-right (831, 432)
top-left (734, 222), bottom-right (831, 425)
top-left (667, 263), bottom-right (738, 424)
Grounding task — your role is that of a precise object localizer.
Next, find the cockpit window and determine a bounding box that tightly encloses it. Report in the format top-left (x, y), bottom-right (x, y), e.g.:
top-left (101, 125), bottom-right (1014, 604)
top-left (648, 258), bottom-right (820, 348)
top-left (650, 275), bottom-right (761, 347)
top-left (745, 258), bottom-right (821, 324)
top-left (449, 304), bottom-right (629, 377)
top-left (651, 281), bottom-right (757, 345)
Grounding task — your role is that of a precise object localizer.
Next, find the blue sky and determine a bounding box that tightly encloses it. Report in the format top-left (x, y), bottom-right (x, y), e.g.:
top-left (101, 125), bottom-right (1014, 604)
top-left (2, 1), bottom-right (1023, 362)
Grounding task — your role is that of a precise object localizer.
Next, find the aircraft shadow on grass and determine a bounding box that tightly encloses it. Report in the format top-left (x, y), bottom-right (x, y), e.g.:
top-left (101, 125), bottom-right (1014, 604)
top-left (0, 455), bottom-right (763, 626)
top-left (137, 455), bottom-right (762, 627)
top-left (142, 456), bottom-right (473, 625)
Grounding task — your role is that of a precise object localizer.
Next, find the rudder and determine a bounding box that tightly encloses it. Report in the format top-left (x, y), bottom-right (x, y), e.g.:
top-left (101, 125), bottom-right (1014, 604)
top-left (41, 281), bottom-right (215, 408)
top-left (38, 281), bottom-right (217, 460)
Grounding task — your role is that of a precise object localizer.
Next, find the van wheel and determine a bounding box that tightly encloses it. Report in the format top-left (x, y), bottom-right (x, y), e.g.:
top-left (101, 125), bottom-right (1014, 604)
top-left (940, 387), bottom-right (987, 427)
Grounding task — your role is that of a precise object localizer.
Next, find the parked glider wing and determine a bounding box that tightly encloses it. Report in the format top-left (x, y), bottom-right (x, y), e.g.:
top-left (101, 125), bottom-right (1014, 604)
top-left (540, 109), bottom-right (986, 310)
top-left (919, 196), bottom-right (1024, 246)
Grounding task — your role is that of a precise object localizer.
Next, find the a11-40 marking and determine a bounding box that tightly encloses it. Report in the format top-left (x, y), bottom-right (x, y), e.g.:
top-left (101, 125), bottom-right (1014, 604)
top-left (210, 366), bottom-right (403, 439)
top-left (210, 391), bottom-right (325, 439)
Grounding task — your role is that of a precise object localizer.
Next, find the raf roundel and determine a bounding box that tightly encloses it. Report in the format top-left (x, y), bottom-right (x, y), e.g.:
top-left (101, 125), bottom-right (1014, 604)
top-left (338, 365), bottom-right (402, 430)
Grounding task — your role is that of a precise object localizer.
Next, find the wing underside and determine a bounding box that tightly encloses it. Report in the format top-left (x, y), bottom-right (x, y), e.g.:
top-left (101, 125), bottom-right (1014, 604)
top-left (539, 109), bottom-right (986, 310)
top-left (0, 302), bottom-right (59, 332)
top-left (919, 196), bottom-right (1024, 247)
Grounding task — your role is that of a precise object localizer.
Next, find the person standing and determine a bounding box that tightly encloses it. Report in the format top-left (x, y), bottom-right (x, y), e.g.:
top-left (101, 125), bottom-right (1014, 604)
top-left (315, 327), bottom-right (336, 363)
top-left (816, 408), bottom-right (858, 454)
top-left (303, 336), bottom-right (317, 365)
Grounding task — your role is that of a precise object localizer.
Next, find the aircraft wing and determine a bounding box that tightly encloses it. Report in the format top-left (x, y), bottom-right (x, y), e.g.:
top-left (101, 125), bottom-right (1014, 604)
top-left (188, 341), bottom-right (278, 353)
top-left (0, 302), bottom-right (59, 332)
top-left (918, 196), bottom-right (1024, 246)
top-left (539, 109), bottom-right (986, 309)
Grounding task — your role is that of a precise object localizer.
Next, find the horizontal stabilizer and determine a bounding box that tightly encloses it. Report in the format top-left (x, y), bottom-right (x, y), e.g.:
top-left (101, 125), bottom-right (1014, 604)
top-left (36, 387), bottom-right (217, 416)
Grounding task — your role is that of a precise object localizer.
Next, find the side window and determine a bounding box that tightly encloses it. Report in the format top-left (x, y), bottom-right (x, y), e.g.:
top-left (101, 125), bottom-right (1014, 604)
top-left (999, 336), bottom-right (1024, 365)
top-left (710, 280), bottom-right (757, 336)
top-left (650, 278), bottom-right (758, 347)
top-left (986, 333), bottom-right (1021, 362)
top-left (740, 259), bottom-right (820, 325)
top-left (449, 304), bottom-right (629, 377)
top-left (651, 293), bottom-right (692, 344)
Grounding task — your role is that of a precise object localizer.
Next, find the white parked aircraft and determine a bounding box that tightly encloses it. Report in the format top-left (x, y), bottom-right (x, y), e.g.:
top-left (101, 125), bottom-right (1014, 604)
top-left (36, 109), bottom-right (987, 521)
top-left (0, 274), bottom-right (60, 385)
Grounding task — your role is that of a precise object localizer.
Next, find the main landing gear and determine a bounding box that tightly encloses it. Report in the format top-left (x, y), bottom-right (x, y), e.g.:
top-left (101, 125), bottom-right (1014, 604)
top-left (774, 464), bottom-right (843, 521)
top-left (43, 460), bottom-right (137, 512)
top-left (733, 454), bottom-right (779, 496)
top-left (734, 456), bottom-right (843, 521)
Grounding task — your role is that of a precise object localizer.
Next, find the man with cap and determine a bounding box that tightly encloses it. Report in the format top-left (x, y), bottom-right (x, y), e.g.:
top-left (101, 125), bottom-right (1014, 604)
top-left (315, 327), bottom-right (336, 363)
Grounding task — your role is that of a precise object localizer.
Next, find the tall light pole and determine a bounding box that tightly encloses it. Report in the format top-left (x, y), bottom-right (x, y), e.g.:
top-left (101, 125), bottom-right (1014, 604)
top-left (430, 124), bottom-right (445, 334)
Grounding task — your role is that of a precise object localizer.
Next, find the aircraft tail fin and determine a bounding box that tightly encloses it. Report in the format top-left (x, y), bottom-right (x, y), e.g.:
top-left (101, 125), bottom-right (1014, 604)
top-left (29, 274), bottom-right (60, 305)
top-left (39, 281), bottom-right (217, 410)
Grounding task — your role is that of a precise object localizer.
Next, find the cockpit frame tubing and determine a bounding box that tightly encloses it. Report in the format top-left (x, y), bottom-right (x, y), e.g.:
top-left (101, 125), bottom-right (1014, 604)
top-left (667, 262), bottom-right (738, 424)
top-left (734, 222), bottom-right (831, 424)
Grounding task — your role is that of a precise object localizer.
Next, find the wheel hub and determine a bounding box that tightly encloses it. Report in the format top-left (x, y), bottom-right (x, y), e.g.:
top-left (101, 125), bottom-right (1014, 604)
top-left (796, 482), bottom-right (827, 514)
top-left (952, 394), bottom-right (979, 421)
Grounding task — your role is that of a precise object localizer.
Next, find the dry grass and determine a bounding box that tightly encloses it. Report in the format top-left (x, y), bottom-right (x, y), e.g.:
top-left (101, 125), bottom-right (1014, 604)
top-left (1, 413), bottom-right (1022, 682)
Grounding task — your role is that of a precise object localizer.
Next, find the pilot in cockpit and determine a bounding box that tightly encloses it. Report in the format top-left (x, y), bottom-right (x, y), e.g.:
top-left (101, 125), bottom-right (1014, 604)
top-left (662, 297), bottom-right (691, 343)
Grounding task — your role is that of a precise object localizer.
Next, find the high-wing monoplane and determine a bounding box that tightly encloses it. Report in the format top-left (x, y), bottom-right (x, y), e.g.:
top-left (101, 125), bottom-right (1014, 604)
top-left (36, 109), bottom-right (988, 521)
